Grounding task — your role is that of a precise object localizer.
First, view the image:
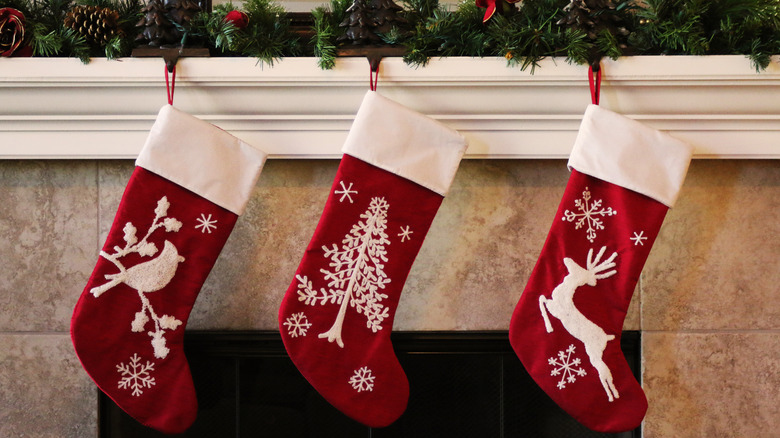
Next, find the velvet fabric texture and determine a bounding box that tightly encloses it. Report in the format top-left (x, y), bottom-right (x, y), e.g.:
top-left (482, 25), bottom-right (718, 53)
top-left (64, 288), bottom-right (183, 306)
top-left (72, 168), bottom-right (238, 433)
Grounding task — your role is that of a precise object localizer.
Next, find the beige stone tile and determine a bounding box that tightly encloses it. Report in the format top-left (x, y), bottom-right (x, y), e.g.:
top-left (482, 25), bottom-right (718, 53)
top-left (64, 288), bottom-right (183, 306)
top-left (394, 160), bottom-right (571, 330)
top-left (190, 160), bottom-right (338, 329)
top-left (0, 334), bottom-right (97, 438)
top-left (643, 332), bottom-right (780, 437)
top-left (642, 161), bottom-right (780, 330)
top-left (0, 161), bottom-right (98, 331)
top-left (394, 159), bottom-right (640, 332)
top-left (624, 283), bottom-right (641, 331)
top-left (97, 160), bottom-right (135, 243)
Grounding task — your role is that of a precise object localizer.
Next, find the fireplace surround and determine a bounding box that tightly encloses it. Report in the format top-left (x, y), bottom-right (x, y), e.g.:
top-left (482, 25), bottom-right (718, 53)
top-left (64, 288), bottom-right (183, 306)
top-left (99, 331), bottom-right (641, 437)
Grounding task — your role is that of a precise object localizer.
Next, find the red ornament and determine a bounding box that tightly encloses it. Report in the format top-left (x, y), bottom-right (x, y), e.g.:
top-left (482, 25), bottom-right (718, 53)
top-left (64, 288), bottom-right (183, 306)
top-left (0, 8), bottom-right (32, 57)
top-left (223, 10), bottom-right (248, 29)
top-left (475, 0), bottom-right (521, 23)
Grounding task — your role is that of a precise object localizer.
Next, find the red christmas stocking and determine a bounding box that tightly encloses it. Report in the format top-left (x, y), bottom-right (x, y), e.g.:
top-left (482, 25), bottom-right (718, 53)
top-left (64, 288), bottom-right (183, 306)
top-left (278, 91), bottom-right (467, 427)
top-left (71, 106), bottom-right (267, 434)
top-left (509, 104), bottom-right (693, 433)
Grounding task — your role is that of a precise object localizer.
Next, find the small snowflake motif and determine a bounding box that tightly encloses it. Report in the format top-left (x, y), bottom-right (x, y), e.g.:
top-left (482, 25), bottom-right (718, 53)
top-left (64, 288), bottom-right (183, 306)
top-left (548, 344), bottom-right (587, 390)
top-left (195, 213), bottom-right (218, 234)
top-left (349, 366), bottom-right (375, 392)
top-left (283, 312), bottom-right (312, 338)
top-left (562, 187), bottom-right (617, 243)
top-left (335, 181), bottom-right (358, 203)
top-left (630, 231), bottom-right (648, 246)
top-left (117, 354), bottom-right (156, 397)
top-left (398, 225), bottom-right (413, 242)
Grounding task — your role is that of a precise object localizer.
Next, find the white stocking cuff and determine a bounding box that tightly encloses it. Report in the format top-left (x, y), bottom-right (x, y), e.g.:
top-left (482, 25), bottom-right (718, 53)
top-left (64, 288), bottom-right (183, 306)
top-left (342, 91), bottom-right (468, 197)
top-left (568, 105), bottom-right (693, 207)
top-left (136, 105), bottom-right (267, 215)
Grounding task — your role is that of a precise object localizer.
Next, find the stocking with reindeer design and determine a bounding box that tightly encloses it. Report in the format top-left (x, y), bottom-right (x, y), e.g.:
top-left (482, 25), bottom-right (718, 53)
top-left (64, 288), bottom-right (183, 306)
top-left (278, 91), bottom-right (467, 427)
top-left (509, 104), bottom-right (693, 433)
top-left (71, 105), bottom-right (267, 434)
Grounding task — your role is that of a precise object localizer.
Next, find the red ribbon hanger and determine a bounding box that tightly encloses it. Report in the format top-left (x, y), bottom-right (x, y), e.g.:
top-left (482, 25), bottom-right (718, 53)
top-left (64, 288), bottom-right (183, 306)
top-left (588, 63), bottom-right (602, 105)
top-left (165, 64), bottom-right (176, 105)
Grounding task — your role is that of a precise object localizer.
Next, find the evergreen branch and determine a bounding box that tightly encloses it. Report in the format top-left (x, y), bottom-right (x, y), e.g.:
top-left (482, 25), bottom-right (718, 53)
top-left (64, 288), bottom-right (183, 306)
top-left (596, 28), bottom-right (622, 60)
top-left (31, 24), bottom-right (64, 56)
top-left (312, 6), bottom-right (338, 69)
top-left (311, 0), bottom-right (351, 69)
top-left (238, 0), bottom-right (300, 64)
top-left (9, 0), bottom-right (780, 71)
top-left (185, 10), bottom-right (240, 53)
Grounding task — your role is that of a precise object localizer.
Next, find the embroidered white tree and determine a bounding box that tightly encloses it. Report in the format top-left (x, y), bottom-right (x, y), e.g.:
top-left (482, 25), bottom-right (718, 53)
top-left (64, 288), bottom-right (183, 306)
top-left (91, 196), bottom-right (185, 359)
top-left (296, 196), bottom-right (392, 348)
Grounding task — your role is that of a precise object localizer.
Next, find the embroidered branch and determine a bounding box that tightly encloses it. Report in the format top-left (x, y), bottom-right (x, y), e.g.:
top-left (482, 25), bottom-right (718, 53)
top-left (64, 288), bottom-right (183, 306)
top-left (91, 196), bottom-right (185, 359)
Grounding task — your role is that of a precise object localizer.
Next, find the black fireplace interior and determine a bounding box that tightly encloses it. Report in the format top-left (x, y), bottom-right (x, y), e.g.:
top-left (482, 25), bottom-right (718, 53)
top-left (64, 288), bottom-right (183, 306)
top-left (99, 331), bottom-right (641, 437)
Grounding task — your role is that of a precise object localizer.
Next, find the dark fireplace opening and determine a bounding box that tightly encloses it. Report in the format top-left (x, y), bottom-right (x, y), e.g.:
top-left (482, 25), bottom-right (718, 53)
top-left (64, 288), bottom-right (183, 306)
top-left (99, 331), bottom-right (641, 438)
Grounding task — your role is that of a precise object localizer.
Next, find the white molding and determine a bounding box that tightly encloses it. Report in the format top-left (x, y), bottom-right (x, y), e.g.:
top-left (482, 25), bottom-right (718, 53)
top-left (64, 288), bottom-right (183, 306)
top-left (1, 56), bottom-right (779, 159)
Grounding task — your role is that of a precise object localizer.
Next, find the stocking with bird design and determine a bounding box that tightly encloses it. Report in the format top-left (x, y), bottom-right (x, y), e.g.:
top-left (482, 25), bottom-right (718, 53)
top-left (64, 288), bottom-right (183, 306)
top-left (509, 104), bottom-right (693, 433)
top-left (71, 105), bottom-right (267, 434)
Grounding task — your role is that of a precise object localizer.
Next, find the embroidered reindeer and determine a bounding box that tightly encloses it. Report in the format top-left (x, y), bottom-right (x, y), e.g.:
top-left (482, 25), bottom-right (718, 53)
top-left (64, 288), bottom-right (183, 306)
top-left (539, 246), bottom-right (619, 402)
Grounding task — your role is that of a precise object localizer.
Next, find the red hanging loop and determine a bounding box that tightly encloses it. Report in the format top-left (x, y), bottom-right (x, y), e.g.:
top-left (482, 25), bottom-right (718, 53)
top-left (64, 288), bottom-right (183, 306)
top-left (165, 64), bottom-right (176, 105)
top-left (369, 63), bottom-right (378, 91)
top-left (588, 64), bottom-right (602, 105)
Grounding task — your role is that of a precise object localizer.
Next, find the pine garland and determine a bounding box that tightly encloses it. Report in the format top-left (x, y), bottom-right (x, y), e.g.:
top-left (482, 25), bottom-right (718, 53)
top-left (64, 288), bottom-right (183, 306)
top-left (4, 0), bottom-right (780, 71)
top-left (6, 0), bottom-right (141, 62)
top-left (311, 0), bottom-right (351, 69)
top-left (631, 0), bottom-right (780, 70)
top-left (230, 0), bottom-right (300, 64)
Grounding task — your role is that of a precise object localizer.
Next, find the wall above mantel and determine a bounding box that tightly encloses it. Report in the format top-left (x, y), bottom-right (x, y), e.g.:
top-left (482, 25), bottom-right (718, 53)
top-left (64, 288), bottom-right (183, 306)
top-left (2, 55), bottom-right (778, 159)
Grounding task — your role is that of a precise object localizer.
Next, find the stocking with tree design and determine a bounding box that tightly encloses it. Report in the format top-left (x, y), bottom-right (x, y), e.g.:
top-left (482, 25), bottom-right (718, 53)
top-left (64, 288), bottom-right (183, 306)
top-left (509, 104), bottom-right (693, 432)
top-left (278, 91), bottom-right (467, 427)
top-left (71, 105), bottom-right (267, 434)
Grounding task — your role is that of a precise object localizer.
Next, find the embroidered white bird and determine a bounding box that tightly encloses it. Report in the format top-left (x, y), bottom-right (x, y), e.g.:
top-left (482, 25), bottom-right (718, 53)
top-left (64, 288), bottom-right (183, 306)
top-left (90, 240), bottom-right (185, 298)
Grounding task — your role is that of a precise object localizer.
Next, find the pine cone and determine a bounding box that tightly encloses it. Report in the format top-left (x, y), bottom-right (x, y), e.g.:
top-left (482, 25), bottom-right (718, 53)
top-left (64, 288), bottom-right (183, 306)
top-left (165, 0), bottom-right (201, 27)
top-left (64, 5), bottom-right (121, 48)
top-left (135, 0), bottom-right (178, 47)
top-left (337, 0), bottom-right (406, 45)
top-left (557, 0), bottom-right (629, 41)
top-left (557, 0), bottom-right (630, 63)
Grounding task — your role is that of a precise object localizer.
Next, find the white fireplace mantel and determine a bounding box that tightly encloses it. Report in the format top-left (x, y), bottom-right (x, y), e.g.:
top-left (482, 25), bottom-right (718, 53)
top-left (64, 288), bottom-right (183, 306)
top-left (1, 55), bottom-right (779, 159)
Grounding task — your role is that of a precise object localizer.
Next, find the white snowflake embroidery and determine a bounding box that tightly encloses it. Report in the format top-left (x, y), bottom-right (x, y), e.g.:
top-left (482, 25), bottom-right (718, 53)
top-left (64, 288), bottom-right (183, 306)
top-left (548, 344), bottom-right (587, 390)
top-left (91, 196), bottom-right (185, 359)
top-left (335, 181), bottom-right (358, 203)
top-left (117, 354), bottom-right (156, 397)
top-left (195, 213), bottom-right (218, 234)
top-left (296, 197), bottom-right (391, 348)
top-left (283, 312), bottom-right (312, 337)
top-left (349, 366), bottom-right (375, 392)
top-left (562, 187), bottom-right (617, 243)
top-left (630, 231), bottom-right (647, 246)
top-left (398, 225), bottom-right (413, 242)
